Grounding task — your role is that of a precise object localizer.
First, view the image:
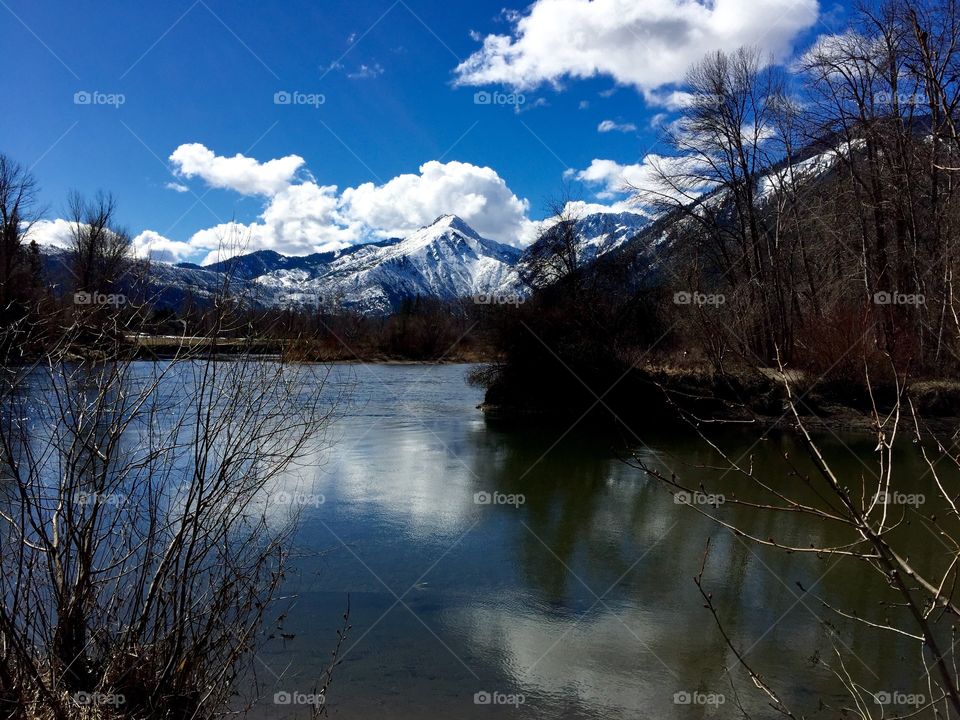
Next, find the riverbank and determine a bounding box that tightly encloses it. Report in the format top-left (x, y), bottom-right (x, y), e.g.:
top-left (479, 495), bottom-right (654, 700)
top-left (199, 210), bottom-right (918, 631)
top-left (478, 363), bottom-right (960, 436)
top-left (38, 334), bottom-right (497, 363)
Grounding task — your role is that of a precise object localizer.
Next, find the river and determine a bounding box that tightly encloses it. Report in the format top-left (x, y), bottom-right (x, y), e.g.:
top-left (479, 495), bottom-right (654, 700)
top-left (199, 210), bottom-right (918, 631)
top-left (244, 362), bottom-right (945, 719)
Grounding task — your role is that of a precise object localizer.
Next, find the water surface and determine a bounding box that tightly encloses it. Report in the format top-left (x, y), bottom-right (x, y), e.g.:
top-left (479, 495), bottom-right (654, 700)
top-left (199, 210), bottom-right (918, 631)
top-left (246, 363), bottom-right (946, 719)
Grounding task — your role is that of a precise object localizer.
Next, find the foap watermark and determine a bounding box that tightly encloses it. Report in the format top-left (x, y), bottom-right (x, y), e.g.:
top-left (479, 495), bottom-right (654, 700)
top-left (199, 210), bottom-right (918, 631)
top-left (874, 691), bottom-right (925, 708)
top-left (874, 490), bottom-right (925, 507)
top-left (473, 293), bottom-right (525, 306)
top-left (874, 91), bottom-right (924, 106)
top-left (77, 491), bottom-right (128, 507)
top-left (674, 491), bottom-right (725, 507)
top-left (74, 90), bottom-right (125, 108)
top-left (274, 90), bottom-right (325, 108)
top-left (474, 490), bottom-right (525, 508)
top-left (691, 92), bottom-right (726, 108)
top-left (74, 291), bottom-right (126, 306)
top-left (273, 691), bottom-right (325, 707)
top-left (72, 691), bottom-right (126, 707)
top-left (673, 291), bottom-right (725, 306)
top-left (673, 690), bottom-right (725, 706)
top-left (474, 690), bottom-right (525, 707)
top-left (271, 490), bottom-right (325, 508)
top-left (873, 291), bottom-right (925, 306)
top-left (474, 90), bottom-right (525, 107)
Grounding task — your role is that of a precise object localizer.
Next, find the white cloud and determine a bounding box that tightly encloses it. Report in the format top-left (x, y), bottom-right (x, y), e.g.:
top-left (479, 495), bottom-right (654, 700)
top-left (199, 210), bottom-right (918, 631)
top-left (575, 158), bottom-right (662, 197)
top-left (642, 89), bottom-right (697, 110)
top-left (137, 153), bottom-right (538, 265)
top-left (575, 155), bottom-right (711, 204)
top-left (131, 230), bottom-right (195, 264)
top-left (597, 119), bottom-right (637, 133)
top-left (339, 160), bottom-right (530, 245)
top-left (261, 182), bottom-right (357, 254)
top-left (165, 181), bottom-right (189, 193)
top-left (562, 198), bottom-right (639, 216)
top-left (187, 222), bottom-right (279, 266)
top-left (25, 218), bottom-right (73, 248)
top-left (454, 0), bottom-right (819, 92)
top-left (795, 30), bottom-right (879, 79)
top-left (169, 143), bottom-right (305, 196)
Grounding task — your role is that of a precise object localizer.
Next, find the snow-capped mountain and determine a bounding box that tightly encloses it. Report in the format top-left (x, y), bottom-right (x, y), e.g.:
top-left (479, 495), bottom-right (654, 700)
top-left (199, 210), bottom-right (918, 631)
top-left (566, 211), bottom-right (651, 263)
top-left (40, 246), bottom-right (235, 306)
top-left (520, 211), bottom-right (650, 268)
top-left (606, 142), bottom-right (848, 280)
top-left (39, 211), bottom-right (657, 314)
top-left (516, 210), bottom-right (651, 288)
top-left (245, 215), bottom-right (522, 313)
top-left (164, 214), bottom-right (519, 314)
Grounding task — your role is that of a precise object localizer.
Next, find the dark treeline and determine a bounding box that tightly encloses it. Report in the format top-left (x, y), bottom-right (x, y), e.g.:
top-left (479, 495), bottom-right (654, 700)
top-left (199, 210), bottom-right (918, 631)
top-left (480, 0), bottom-right (960, 422)
top-left (215, 297), bottom-right (503, 362)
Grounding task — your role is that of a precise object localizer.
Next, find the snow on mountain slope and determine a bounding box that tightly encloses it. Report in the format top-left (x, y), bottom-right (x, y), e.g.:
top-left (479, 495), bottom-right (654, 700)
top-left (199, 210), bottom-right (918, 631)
top-left (38, 212), bottom-right (653, 314)
top-left (39, 245), bottom-right (249, 308)
top-left (614, 143), bottom-right (850, 278)
top-left (518, 211), bottom-right (651, 284)
top-left (570, 211), bottom-right (652, 263)
top-left (238, 215), bottom-right (522, 314)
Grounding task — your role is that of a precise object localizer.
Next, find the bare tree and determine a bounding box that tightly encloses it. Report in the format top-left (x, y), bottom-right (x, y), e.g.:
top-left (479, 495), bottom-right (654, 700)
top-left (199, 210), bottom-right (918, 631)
top-left (638, 47), bottom-right (789, 364)
top-left (0, 287), bottom-right (348, 719)
top-left (636, 357), bottom-right (960, 717)
top-left (67, 191), bottom-right (131, 294)
top-left (517, 194), bottom-right (586, 294)
top-left (620, 3), bottom-right (960, 715)
top-left (0, 155), bottom-right (42, 324)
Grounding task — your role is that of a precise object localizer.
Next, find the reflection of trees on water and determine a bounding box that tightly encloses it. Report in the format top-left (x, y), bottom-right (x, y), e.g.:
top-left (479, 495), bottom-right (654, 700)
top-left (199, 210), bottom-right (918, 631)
top-left (466, 420), bottom-right (943, 711)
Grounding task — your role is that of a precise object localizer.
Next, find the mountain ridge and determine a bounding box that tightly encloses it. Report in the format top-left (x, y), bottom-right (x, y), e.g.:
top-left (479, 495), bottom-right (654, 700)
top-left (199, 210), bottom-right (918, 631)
top-left (40, 211), bottom-right (653, 314)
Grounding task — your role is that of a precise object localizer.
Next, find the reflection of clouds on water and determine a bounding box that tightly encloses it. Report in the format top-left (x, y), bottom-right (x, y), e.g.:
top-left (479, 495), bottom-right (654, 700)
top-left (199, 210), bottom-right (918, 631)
top-left (244, 365), bottom-right (931, 719)
top-left (457, 601), bottom-right (676, 718)
top-left (457, 591), bottom-right (825, 718)
top-left (311, 417), bottom-right (482, 535)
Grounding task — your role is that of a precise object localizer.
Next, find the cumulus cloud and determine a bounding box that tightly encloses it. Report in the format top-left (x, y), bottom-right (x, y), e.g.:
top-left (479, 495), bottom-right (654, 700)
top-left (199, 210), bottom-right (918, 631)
top-left (25, 218), bottom-right (74, 248)
top-left (453, 0), bottom-right (819, 92)
top-left (575, 155), bottom-right (712, 205)
top-left (135, 151), bottom-right (538, 265)
top-left (165, 182), bottom-right (189, 193)
top-left (186, 222), bottom-right (280, 266)
top-left (597, 119), bottom-right (637, 133)
top-left (340, 160), bottom-right (530, 244)
top-left (169, 143), bottom-right (305, 196)
top-left (131, 230), bottom-right (195, 263)
top-left (574, 158), bottom-right (664, 197)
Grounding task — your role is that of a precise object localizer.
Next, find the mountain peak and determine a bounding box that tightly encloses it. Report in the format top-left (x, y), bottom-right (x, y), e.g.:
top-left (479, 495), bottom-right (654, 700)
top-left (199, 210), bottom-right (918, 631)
top-left (426, 214), bottom-right (479, 238)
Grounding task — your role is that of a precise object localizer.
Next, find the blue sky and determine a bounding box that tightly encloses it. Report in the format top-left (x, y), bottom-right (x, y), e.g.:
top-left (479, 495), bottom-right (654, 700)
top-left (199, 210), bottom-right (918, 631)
top-left (2, 0), bottom-right (848, 264)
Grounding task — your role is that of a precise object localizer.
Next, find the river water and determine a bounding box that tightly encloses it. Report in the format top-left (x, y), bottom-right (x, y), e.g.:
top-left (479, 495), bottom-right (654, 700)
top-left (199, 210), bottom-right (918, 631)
top-left (245, 363), bottom-right (947, 719)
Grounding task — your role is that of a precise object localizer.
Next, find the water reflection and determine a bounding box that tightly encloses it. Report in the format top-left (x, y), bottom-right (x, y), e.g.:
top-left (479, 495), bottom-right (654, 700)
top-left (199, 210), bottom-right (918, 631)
top-left (240, 364), bottom-right (954, 719)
